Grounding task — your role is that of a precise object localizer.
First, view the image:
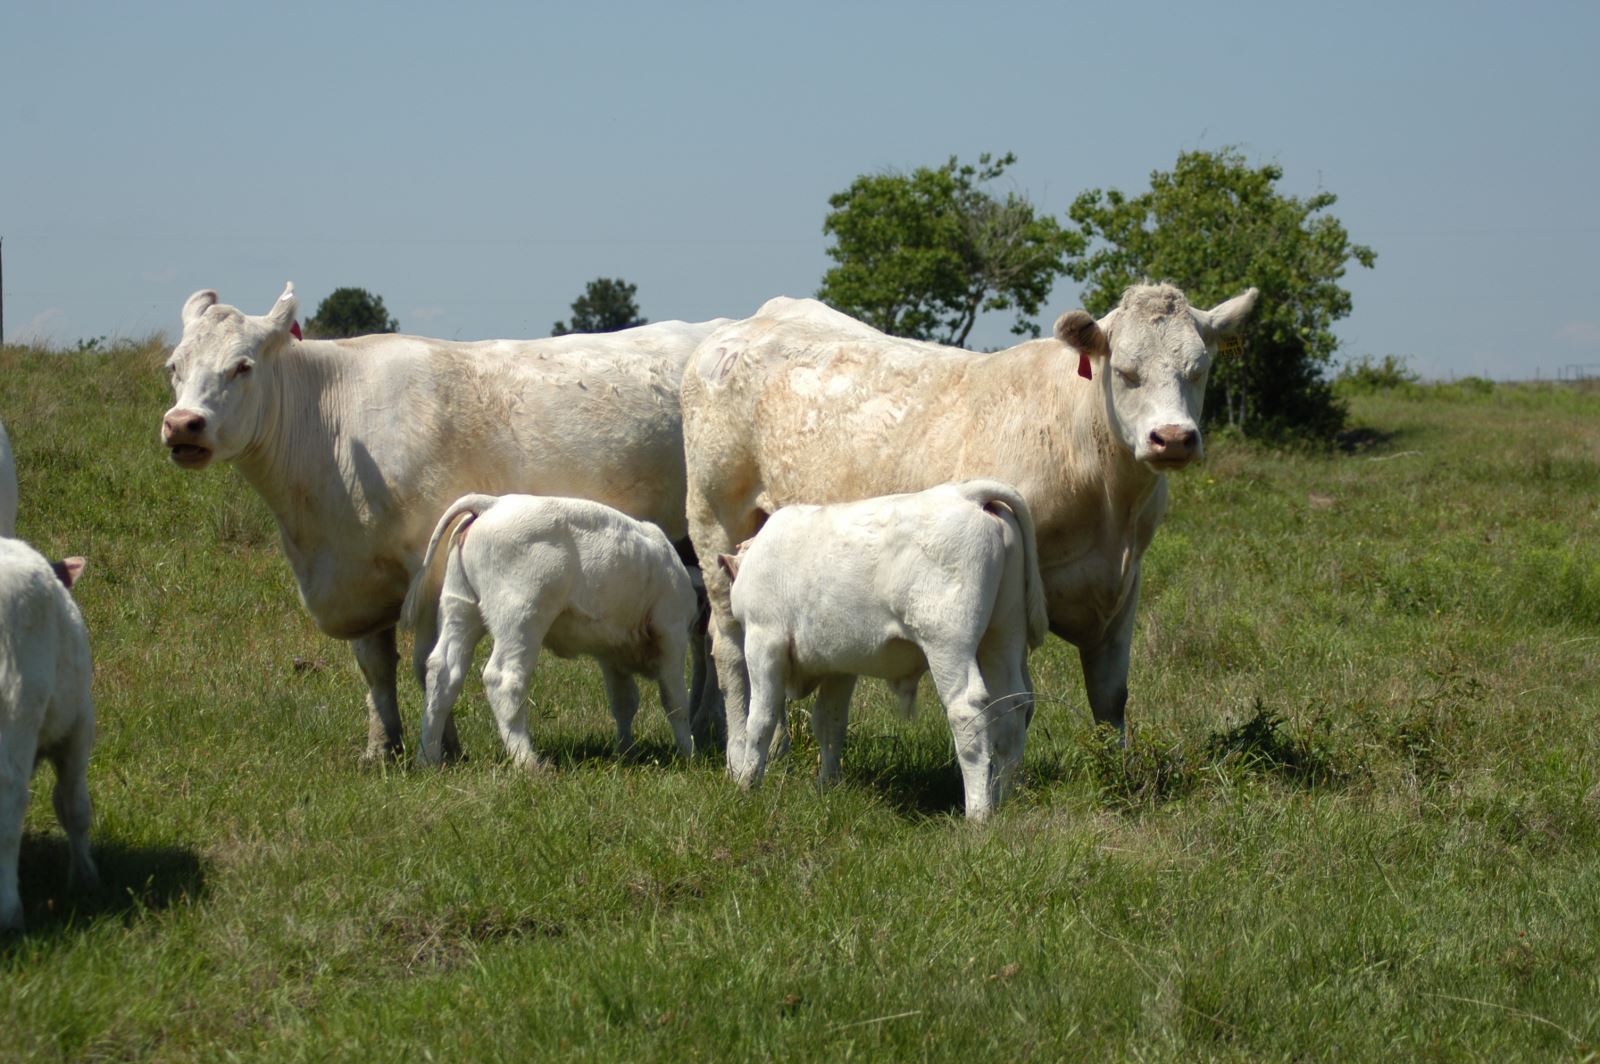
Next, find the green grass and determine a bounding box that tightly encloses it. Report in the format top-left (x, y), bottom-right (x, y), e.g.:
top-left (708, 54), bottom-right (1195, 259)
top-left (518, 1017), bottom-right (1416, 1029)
top-left (2, 341), bottom-right (1598, 1060)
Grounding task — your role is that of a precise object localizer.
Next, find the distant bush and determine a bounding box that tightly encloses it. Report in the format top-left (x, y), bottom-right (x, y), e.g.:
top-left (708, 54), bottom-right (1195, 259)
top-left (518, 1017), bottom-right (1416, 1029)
top-left (1335, 354), bottom-right (1419, 395)
top-left (305, 287), bottom-right (399, 338)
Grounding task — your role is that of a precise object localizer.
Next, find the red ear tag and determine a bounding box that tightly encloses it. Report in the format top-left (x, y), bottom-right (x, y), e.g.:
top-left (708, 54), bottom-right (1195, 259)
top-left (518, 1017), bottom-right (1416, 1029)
top-left (1077, 353), bottom-right (1092, 380)
top-left (290, 320), bottom-right (302, 340)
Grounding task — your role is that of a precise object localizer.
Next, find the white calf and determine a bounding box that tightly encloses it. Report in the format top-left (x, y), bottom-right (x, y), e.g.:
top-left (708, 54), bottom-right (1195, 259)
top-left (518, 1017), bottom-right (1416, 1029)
top-left (719, 480), bottom-right (1047, 820)
top-left (0, 540), bottom-right (94, 932)
top-left (402, 494), bottom-right (699, 768)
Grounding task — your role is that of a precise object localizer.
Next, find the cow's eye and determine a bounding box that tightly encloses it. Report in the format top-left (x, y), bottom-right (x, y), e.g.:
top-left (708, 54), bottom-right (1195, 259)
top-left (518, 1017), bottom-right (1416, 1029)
top-left (232, 360), bottom-right (254, 379)
top-left (1116, 367), bottom-right (1140, 387)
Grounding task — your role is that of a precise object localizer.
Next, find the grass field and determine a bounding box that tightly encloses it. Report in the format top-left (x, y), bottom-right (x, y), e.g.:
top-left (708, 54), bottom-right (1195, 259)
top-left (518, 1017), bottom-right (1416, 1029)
top-left (2, 339), bottom-right (1598, 1060)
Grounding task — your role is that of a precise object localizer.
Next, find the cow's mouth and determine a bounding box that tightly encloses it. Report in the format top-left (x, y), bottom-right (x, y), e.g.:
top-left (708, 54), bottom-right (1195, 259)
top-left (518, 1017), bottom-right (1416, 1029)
top-left (168, 443), bottom-right (213, 468)
top-left (1144, 455), bottom-right (1196, 472)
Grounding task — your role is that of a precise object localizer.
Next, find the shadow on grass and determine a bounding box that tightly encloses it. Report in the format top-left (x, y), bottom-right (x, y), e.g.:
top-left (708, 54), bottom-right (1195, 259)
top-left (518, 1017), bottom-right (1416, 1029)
top-left (840, 730), bottom-right (1082, 820)
top-left (547, 734), bottom-right (698, 771)
top-left (5, 835), bottom-right (205, 943)
top-left (1335, 425), bottom-right (1405, 455)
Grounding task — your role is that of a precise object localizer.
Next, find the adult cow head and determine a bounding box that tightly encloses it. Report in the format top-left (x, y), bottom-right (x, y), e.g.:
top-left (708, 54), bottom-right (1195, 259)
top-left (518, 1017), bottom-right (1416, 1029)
top-left (1055, 283), bottom-right (1259, 471)
top-left (162, 283), bottom-right (299, 469)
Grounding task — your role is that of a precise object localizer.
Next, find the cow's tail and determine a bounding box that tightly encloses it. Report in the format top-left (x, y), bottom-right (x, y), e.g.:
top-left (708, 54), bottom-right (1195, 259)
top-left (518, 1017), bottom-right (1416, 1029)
top-left (401, 493), bottom-right (500, 685)
top-left (959, 479), bottom-right (1049, 650)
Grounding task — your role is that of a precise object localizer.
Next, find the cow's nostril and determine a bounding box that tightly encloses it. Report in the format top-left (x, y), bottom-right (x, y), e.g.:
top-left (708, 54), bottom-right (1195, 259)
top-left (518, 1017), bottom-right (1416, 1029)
top-left (163, 411), bottom-right (207, 438)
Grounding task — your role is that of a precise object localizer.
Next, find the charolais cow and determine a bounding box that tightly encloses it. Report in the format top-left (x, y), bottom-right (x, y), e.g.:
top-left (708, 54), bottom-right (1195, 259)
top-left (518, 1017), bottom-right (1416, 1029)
top-left (682, 283), bottom-right (1258, 767)
top-left (402, 493), bottom-right (697, 769)
top-left (0, 540), bottom-right (94, 932)
top-left (719, 479), bottom-right (1047, 819)
top-left (161, 284), bottom-right (728, 760)
top-left (0, 417), bottom-right (17, 538)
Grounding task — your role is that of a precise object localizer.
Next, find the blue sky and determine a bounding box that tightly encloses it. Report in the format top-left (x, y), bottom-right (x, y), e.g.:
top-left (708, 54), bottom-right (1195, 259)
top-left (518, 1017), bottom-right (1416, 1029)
top-left (3, 0), bottom-right (1596, 380)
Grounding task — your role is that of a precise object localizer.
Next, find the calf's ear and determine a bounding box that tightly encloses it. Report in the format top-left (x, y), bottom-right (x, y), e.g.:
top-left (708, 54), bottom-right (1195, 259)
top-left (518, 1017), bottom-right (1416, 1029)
top-left (1193, 287), bottom-right (1260, 340)
top-left (182, 290), bottom-right (218, 327)
top-left (717, 553), bottom-right (741, 581)
top-left (264, 282), bottom-right (299, 337)
top-left (1055, 309), bottom-right (1111, 380)
top-left (52, 556), bottom-right (86, 589)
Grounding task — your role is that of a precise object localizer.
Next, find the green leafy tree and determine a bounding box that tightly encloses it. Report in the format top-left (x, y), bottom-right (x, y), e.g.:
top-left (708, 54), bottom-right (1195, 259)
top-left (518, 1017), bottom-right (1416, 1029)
top-left (1067, 147), bottom-right (1376, 438)
top-left (552, 278), bottom-right (647, 335)
top-left (818, 152), bottom-right (1078, 347)
top-left (304, 287), bottom-right (399, 338)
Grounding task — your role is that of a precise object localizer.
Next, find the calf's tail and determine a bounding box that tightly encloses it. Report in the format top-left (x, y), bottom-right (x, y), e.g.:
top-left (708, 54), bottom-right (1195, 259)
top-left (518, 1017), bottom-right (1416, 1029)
top-left (957, 479), bottom-right (1049, 650)
top-left (401, 493), bottom-right (501, 685)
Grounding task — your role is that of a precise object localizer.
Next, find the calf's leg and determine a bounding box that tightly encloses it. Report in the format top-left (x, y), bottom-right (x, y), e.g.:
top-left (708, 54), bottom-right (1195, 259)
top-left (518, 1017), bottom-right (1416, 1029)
top-left (735, 635), bottom-right (787, 790)
top-left (599, 664), bottom-right (641, 757)
top-left (810, 675), bottom-right (856, 787)
top-left (653, 625), bottom-right (695, 758)
top-left (47, 709), bottom-right (97, 893)
top-left (418, 597), bottom-right (485, 766)
top-left (925, 648), bottom-right (997, 821)
top-left (977, 641), bottom-right (1032, 812)
top-left (0, 726), bottom-right (38, 932)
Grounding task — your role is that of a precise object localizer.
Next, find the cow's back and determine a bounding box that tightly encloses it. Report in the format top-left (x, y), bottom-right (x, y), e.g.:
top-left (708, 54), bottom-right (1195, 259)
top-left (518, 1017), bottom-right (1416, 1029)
top-left (252, 320), bottom-right (726, 640)
top-left (683, 302), bottom-right (1104, 548)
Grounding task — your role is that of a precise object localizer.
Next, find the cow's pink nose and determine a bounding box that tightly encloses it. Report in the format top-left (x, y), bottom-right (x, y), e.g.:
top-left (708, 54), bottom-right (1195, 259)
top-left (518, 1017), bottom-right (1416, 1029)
top-left (163, 410), bottom-right (206, 439)
top-left (1148, 425), bottom-right (1199, 455)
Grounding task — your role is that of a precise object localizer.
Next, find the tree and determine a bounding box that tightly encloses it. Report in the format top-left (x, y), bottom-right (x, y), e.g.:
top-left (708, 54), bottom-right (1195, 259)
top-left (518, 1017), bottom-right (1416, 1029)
top-left (818, 152), bottom-right (1078, 347)
top-left (1066, 147), bottom-right (1376, 439)
top-left (304, 287), bottom-right (399, 338)
top-left (551, 278), bottom-right (647, 335)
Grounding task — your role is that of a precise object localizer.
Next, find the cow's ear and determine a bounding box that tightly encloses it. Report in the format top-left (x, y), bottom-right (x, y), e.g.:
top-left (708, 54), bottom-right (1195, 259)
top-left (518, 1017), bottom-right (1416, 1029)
top-left (717, 553), bottom-right (741, 581)
top-left (265, 282), bottom-right (298, 328)
top-left (1055, 309), bottom-right (1111, 380)
top-left (264, 282), bottom-right (299, 338)
top-left (182, 290), bottom-right (218, 327)
top-left (1193, 287), bottom-right (1259, 340)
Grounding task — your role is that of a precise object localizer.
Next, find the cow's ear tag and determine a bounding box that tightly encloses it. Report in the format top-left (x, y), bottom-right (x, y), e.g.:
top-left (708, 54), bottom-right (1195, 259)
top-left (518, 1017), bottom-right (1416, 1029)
top-left (1077, 353), bottom-right (1092, 380)
top-left (290, 320), bottom-right (302, 340)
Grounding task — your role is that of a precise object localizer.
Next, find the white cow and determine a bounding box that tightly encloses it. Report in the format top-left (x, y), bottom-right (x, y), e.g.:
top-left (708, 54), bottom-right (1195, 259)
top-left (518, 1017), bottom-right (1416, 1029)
top-left (402, 493), bottom-right (698, 768)
top-left (0, 540), bottom-right (94, 932)
top-left (720, 480), bottom-right (1047, 820)
top-left (682, 284), bottom-right (1258, 766)
top-left (0, 417), bottom-right (17, 537)
top-left (161, 284), bottom-right (727, 760)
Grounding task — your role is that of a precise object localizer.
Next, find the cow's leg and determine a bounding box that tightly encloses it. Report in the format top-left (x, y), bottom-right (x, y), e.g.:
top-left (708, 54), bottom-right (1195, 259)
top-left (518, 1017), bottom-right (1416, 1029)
top-left (1075, 573), bottom-right (1141, 743)
top-left (353, 629), bottom-right (403, 761)
top-left (810, 675), bottom-right (857, 788)
top-left (599, 664), bottom-right (642, 758)
top-left (355, 627), bottom-right (460, 762)
top-left (652, 625), bottom-right (695, 758)
top-left (0, 726), bottom-right (38, 932)
top-left (687, 588), bottom-right (726, 754)
top-left (925, 649), bottom-right (996, 821)
top-left (417, 598), bottom-right (484, 766)
top-left (47, 710), bottom-right (98, 894)
top-left (735, 633), bottom-right (786, 790)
